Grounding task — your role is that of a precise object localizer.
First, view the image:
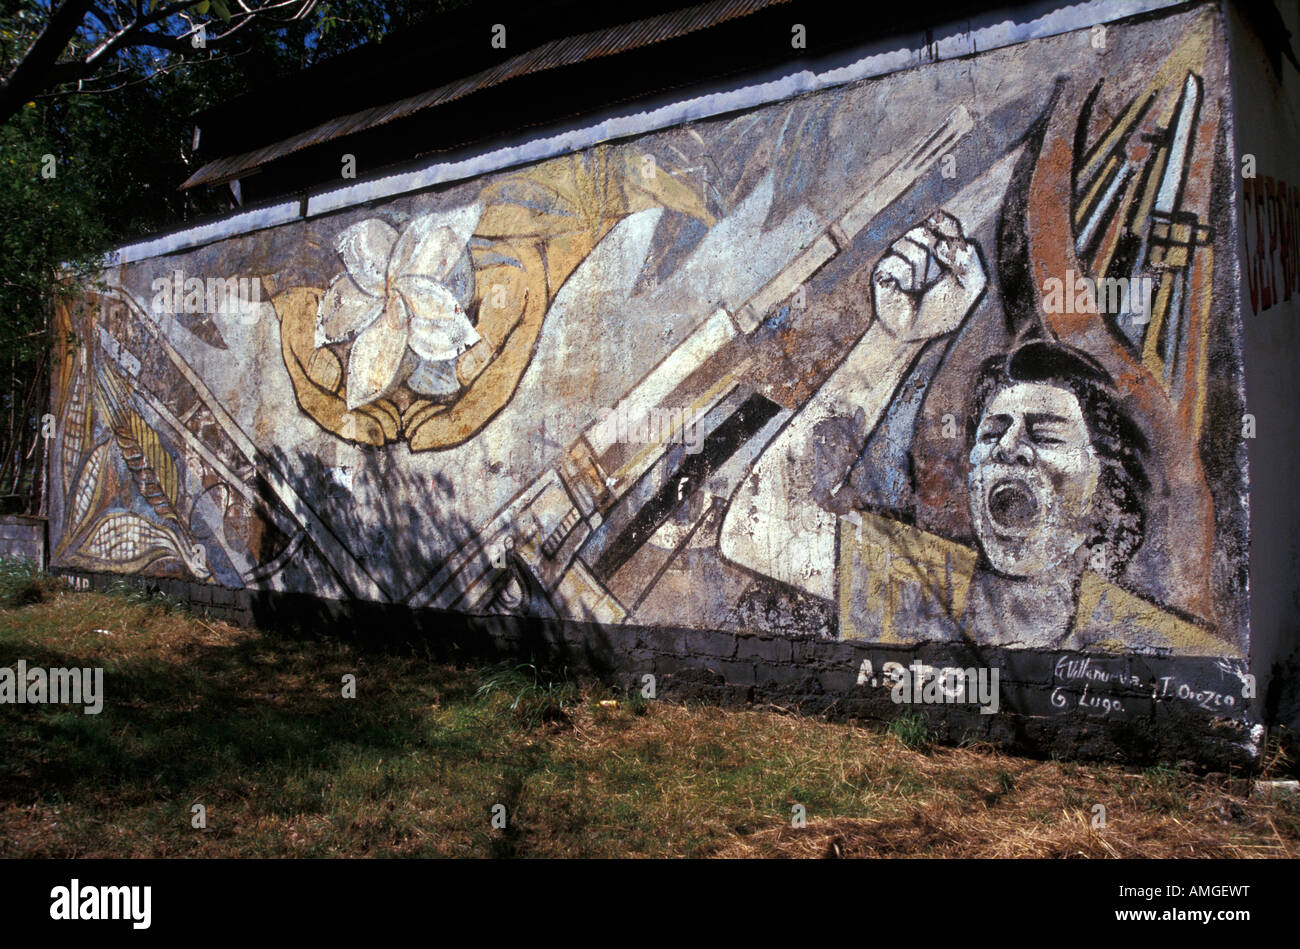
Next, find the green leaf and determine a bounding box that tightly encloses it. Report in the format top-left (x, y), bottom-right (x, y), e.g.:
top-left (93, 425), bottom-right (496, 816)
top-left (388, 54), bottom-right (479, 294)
top-left (210, 0), bottom-right (232, 22)
top-left (193, 1), bottom-right (211, 14)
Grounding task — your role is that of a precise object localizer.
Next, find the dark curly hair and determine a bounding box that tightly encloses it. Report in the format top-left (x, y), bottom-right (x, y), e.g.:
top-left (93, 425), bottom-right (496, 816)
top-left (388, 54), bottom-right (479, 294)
top-left (965, 341), bottom-right (1149, 581)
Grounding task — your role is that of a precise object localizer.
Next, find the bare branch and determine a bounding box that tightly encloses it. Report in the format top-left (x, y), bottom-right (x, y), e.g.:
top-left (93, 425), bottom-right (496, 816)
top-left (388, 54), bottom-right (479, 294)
top-left (34, 49), bottom-right (238, 98)
top-left (1, 0), bottom-right (318, 126)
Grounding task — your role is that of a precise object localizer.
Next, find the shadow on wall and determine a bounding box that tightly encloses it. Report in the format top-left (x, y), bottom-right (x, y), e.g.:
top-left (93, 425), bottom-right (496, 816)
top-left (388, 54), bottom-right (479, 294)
top-left (243, 588), bottom-right (623, 683)
top-left (260, 444), bottom-right (481, 604)
top-left (250, 445), bottom-right (621, 677)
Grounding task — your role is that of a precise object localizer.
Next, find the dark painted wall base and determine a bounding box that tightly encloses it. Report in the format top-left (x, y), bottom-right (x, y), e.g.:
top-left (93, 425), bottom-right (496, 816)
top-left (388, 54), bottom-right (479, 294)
top-left (53, 568), bottom-right (1266, 770)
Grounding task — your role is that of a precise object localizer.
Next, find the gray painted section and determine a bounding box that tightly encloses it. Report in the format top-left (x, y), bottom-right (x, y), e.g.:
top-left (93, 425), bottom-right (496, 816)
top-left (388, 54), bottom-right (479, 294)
top-left (0, 516), bottom-right (46, 568)
top-left (1226, 1), bottom-right (1300, 728)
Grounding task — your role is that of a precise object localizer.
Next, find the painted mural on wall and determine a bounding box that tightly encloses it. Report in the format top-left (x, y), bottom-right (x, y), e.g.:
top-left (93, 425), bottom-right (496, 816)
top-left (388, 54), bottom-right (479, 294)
top-left (49, 6), bottom-right (1247, 658)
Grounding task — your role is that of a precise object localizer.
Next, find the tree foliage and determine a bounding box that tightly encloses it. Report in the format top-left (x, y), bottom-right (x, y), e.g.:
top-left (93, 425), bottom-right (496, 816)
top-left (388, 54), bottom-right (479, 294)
top-left (0, 0), bottom-right (478, 511)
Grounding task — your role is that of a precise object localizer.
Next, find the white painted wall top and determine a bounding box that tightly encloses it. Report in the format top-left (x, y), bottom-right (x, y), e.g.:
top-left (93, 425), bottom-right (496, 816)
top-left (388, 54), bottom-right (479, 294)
top-left (108, 0), bottom-right (1185, 266)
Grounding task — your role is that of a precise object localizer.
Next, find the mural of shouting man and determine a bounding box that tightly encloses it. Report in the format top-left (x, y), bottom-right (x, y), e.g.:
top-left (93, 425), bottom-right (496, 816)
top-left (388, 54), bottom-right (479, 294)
top-left (962, 341), bottom-right (1150, 647)
top-left (721, 210), bottom-right (1234, 655)
top-left (887, 337), bottom-right (1229, 653)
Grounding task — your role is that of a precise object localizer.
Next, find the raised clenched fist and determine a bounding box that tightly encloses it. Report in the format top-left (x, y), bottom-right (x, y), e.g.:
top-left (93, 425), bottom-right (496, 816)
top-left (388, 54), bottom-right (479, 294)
top-left (871, 210), bottom-right (986, 341)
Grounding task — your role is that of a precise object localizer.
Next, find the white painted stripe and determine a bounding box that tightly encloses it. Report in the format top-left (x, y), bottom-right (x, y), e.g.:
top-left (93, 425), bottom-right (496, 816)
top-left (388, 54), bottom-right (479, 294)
top-left (738, 235), bottom-right (837, 332)
top-left (109, 201), bottom-right (301, 266)
top-left (1155, 73), bottom-right (1201, 215)
top-left (585, 307), bottom-right (737, 455)
top-left (1076, 162), bottom-right (1132, 254)
top-left (837, 107), bottom-right (975, 243)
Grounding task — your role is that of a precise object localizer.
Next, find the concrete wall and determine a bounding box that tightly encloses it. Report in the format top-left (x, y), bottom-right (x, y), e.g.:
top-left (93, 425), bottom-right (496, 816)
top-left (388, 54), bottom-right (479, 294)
top-left (47, 2), bottom-right (1282, 764)
top-left (0, 516), bottom-right (46, 566)
top-left (1227, 0), bottom-right (1300, 751)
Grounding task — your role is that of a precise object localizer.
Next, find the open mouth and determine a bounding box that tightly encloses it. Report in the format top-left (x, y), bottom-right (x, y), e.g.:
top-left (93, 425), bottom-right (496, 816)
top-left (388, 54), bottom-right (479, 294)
top-left (986, 477), bottom-right (1040, 533)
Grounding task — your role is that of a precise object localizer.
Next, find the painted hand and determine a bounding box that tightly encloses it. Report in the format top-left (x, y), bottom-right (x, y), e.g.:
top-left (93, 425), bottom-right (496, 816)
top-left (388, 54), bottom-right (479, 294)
top-left (871, 210), bottom-right (986, 341)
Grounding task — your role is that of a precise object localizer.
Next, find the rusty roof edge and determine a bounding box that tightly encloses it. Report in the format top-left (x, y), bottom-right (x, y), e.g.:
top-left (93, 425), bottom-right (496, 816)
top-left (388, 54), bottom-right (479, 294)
top-left (181, 0), bottom-right (789, 191)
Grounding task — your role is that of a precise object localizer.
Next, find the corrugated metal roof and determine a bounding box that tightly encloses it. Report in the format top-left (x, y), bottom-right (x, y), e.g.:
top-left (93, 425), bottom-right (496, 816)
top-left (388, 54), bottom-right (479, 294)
top-left (181, 0), bottom-right (791, 190)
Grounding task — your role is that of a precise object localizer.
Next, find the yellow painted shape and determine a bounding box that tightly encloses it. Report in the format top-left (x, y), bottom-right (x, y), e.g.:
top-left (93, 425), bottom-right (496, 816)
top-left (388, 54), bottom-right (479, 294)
top-left (838, 512), bottom-right (977, 643)
top-left (1072, 571), bottom-right (1238, 656)
top-left (1142, 271), bottom-right (1175, 382)
top-left (1189, 245), bottom-right (1213, 440)
top-left (274, 287), bottom-right (396, 447)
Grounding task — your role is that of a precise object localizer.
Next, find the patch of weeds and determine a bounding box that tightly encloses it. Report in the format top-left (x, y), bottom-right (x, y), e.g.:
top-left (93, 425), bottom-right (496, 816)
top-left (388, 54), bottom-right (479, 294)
top-left (154, 592), bottom-right (191, 615)
top-left (1258, 733), bottom-right (1294, 779)
top-left (955, 730), bottom-right (989, 750)
top-left (621, 690), bottom-right (651, 716)
top-left (887, 712), bottom-right (932, 751)
top-left (474, 662), bottom-right (578, 728)
top-left (0, 557), bottom-right (68, 609)
top-left (1144, 762), bottom-right (1182, 785)
top-left (102, 578), bottom-right (190, 615)
top-left (1270, 789), bottom-right (1300, 838)
top-left (588, 684), bottom-right (651, 719)
top-left (982, 768), bottom-right (1017, 806)
top-left (1141, 763), bottom-right (1188, 814)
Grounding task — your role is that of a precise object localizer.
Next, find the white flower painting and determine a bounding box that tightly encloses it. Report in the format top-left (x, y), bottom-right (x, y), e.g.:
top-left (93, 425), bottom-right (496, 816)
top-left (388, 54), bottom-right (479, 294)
top-left (315, 211), bottom-right (482, 410)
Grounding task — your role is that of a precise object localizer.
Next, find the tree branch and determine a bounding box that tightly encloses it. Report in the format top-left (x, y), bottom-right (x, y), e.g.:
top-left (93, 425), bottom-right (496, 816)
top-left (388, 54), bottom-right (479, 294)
top-left (0, 0), bottom-right (98, 125)
top-left (1, 1), bottom-right (318, 126)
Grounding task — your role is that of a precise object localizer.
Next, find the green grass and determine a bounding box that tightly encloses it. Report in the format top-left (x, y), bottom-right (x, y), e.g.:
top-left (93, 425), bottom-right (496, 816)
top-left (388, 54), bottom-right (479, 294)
top-left (472, 661), bottom-right (580, 727)
top-left (887, 711), bottom-right (932, 751)
top-left (99, 577), bottom-right (192, 615)
top-left (0, 557), bottom-right (65, 608)
top-left (0, 586), bottom-right (1296, 858)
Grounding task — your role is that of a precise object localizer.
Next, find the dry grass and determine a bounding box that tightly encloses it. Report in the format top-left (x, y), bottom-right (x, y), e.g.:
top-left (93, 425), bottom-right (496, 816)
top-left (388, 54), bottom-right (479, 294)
top-left (1, 586), bottom-right (1296, 858)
